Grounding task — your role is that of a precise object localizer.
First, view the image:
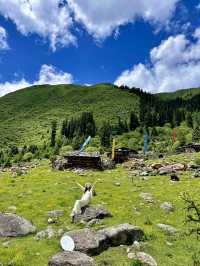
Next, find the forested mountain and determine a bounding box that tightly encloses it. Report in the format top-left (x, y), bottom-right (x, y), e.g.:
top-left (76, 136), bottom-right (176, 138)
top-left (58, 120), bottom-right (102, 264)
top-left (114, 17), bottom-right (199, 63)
top-left (0, 84), bottom-right (200, 149)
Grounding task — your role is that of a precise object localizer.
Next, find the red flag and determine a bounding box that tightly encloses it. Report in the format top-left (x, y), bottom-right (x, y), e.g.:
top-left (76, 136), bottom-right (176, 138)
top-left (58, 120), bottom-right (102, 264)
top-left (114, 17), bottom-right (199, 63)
top-left (172, 128), bottom-right (177, 143)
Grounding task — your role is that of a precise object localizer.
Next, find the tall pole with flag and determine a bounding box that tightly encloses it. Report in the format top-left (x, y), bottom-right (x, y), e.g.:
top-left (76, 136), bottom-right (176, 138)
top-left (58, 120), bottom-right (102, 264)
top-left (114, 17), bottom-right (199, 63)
top-left (172, 128), bottom-right (177, 143)
top-left (80, 136), bottom-right (91, 152)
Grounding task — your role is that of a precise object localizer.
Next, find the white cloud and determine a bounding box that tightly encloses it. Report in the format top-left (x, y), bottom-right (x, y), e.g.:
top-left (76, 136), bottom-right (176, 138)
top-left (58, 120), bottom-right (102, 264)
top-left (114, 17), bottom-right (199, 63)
top-left (115, 28), bottom-right (200, 93)
top-left (0, 26), bottom-right (9, 50)
top-left (0, 64), bottom-right (74, 96)
top-left (0, 0), bottom-right (76, 51)
top-left (68, 0), bottom-right (179, 40)
top-left (0, 0), bottom-right (179, 49)
top-left (37, 64), bottom-right (73, 85)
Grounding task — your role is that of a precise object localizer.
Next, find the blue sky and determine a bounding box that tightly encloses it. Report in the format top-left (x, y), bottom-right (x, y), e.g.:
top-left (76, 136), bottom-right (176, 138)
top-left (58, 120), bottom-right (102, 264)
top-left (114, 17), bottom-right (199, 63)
top-left (0, 0), bottom-right (200, 96)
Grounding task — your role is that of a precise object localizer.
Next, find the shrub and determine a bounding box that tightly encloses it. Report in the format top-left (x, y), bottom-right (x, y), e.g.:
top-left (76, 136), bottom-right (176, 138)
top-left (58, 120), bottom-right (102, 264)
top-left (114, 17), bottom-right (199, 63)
top-left (194, 156), bottom-right (200, 166)
top-left (85, 146), bottom-right (99, 153)
top-left (23, 152), bottom-right (33, 162)
top-left (59, 145), bottom-right (73, 156)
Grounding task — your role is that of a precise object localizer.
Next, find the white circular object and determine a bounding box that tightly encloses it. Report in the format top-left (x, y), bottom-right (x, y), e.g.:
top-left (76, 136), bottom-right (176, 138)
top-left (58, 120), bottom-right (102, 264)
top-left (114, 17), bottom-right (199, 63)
top-left (60, 235), bottom-right (75, 251)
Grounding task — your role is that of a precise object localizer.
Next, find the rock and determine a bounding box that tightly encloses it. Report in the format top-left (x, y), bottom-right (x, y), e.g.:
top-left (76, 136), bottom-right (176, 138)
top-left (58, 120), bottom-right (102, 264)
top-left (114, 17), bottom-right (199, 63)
top-left (140, 193), bottom-right (155, 203)
top-left (187, 162), bottom-right (200, 170)
top-left (157, 224), bottom-right (178, 235)
top-left (151, 163), bottom-right (163, 170)
top-left (123, 159), bottom-right (145, 170)
top-left (53, 158), bottom-right (69, 170)
top-left (99, 223), bottom-right (144, 247)
top-left (35, 230), bottom-right (47, 241)
top-left (160, 202), bottom-right (175, 213)
top-left (158, 163), bottom-right (185, 175)
top-left (66, 228), bottom-right (108, 256)
top-left (193, 170), bottom-right (200, 178)
top-left (35, 226), bottom-right (56, 240)
top-left (74, 205), bottom-right (112, 223)
top-left (49, 251), bottom-right (95, 266)
top-left (132, 241), bottom-right (141, 250)
top-left (102, 159), bottom-right (116, 170)
top-left (139, 171), bottom-right (149, 177)
top-left (48, 210), bottom-right (64, 218)
top-left (66, 224), bottom-right (144, 256)
top-left (128, 252), bottom-right (157, 266)
top-left (172, 163), bottom-right (186, 171)
top-left (158, 166), bottom-right (174, 175)
top-left (0, 213), bottom-right (36, 237)
top-left (87, 219), bottom-right (102, 227)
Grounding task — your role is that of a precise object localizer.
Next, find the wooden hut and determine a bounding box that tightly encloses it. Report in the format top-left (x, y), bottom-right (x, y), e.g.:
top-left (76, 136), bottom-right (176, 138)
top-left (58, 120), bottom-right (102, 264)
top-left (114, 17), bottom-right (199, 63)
top-left (63, 152), bottom-right (102, 169)
top-left (112, 147), bottom-right (138, 163)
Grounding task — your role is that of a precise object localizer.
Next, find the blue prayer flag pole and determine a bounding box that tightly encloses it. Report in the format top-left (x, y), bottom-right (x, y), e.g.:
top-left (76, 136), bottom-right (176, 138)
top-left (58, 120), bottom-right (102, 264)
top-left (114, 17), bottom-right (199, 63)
top-left (144, 131), bottom-right (149, 154)
top-left (80, 136), bottom-right (92, 152)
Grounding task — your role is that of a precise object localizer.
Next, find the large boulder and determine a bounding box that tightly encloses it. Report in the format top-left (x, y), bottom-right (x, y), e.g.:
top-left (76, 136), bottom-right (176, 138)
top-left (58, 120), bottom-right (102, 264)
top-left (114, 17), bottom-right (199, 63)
top-left (66, 224), bottom-right (144, 256)
top-left (0, 213), bottom-right (36, 237)
top-left (99, 223), bottom-right (144, 247)
top-left (74, 205), bottom-right (112, 223)
top-left (49, 251), bottom-right (95, 266)
top-left (151, 163), bottom-right (163, 170)
top-left (67, 228), bottom-right (108, 256)
top-left (158, 166), bottom-right (174, 175)
top-left (172, 163), bottom-right (186, 171)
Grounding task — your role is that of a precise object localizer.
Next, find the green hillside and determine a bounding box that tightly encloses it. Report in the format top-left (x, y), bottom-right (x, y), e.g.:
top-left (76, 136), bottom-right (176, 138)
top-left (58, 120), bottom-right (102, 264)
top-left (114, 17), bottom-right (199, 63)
top-left (0, 84), bottom-right (140, 148)
top-left (157, 87), bottom-right (200, 100)
top-left (0, 84), bottom-right (200, 151)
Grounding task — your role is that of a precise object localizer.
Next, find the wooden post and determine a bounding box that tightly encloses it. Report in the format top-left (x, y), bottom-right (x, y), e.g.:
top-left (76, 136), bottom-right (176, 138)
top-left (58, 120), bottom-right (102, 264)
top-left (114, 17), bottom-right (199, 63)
top-left (112, 138), bottom-right (116, 161)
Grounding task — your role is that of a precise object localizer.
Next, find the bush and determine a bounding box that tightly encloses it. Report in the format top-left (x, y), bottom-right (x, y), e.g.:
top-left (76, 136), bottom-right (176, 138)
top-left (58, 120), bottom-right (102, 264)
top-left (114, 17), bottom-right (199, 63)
top-left (23, 152), bottom-right (33, 162)
top-left (59, 145), bottom-right (73, 156)
top-left (85, 146), bottom-right (99, 153)
top-left (194, 156), bottom-right (200, 166)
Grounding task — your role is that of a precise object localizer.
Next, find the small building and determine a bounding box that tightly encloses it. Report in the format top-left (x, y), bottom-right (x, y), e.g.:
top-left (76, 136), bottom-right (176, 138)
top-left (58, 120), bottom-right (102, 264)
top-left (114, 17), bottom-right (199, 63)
top-left (176, 143), bottom-right (200, 153)
top-left (63, 151), bottom-right (102, 169)
top-left (112, 147), bottom-right (138, 163)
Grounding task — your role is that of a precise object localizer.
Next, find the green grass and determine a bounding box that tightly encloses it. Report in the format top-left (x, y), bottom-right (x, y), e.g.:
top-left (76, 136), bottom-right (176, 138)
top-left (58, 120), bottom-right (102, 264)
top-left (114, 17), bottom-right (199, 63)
top-left (0, 84), bottom-right (140, 148)
top-left (0, 153), bottom-right (200, 265)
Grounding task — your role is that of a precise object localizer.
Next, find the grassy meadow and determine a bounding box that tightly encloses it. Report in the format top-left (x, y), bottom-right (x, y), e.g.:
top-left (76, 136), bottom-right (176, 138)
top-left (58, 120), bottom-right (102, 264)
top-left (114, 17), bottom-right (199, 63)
top-left (0, 153), bottom-right (200, 266)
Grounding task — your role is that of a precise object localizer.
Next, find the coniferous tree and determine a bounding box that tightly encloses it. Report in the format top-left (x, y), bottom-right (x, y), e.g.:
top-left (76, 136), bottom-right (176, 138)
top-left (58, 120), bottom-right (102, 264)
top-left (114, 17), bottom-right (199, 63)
top-left (99, 122), bottom-right (111, 148)
top-left (186, 112), bottom-right (193, 128)
top-left (130, 112), bottom-right (139, 130)
top-left (9, 145), bottom-right (19, 156)
top-left (50, 120), bottom-right (57, 147)
top-left (192, 126), bottom-right (200, 143)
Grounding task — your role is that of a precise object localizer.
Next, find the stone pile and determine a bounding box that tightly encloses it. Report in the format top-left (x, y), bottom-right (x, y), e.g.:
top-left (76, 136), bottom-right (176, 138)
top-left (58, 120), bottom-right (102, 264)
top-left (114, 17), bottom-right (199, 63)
top-left (0, 162), bottom-right (40, 176)
top-left (49, 224), bottom-right (144, 266)
top-left (126, 159), bottom-right (191, 178)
